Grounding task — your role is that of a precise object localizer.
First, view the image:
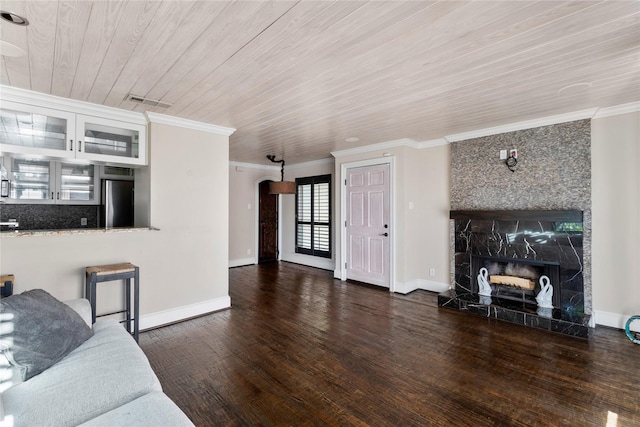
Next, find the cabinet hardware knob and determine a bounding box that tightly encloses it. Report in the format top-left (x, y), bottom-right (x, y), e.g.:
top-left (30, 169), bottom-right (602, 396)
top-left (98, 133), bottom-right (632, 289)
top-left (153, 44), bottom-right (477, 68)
top-left (70, 140), bottom-right (73, 151)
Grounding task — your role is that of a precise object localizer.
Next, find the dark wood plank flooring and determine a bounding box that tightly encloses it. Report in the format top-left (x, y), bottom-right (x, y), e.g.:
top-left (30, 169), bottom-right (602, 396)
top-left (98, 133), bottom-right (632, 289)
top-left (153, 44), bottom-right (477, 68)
top-left (140, 262), bottom-right (640, 426)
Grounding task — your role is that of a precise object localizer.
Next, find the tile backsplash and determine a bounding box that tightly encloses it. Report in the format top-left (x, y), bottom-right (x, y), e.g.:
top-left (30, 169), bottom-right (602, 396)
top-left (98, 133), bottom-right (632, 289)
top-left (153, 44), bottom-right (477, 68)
top-left (0, 204), bottom-right (98, 230)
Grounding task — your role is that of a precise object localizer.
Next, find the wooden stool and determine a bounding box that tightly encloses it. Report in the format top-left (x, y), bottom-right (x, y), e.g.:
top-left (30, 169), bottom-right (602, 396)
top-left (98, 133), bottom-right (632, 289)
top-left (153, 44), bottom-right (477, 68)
top-left (1, 274), bottom-right (14, 298)
top-left (85, 263), bottom-right (139, 343)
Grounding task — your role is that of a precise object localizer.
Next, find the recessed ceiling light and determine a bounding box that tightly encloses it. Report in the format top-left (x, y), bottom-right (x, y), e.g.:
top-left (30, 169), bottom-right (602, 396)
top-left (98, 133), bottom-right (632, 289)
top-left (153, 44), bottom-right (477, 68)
top-left (557, 82), bottom-right (592, 94)
top-left (0, 10), bottom-right (29, 26)
top-left (345, 137), bottom-right (360, 143)
top-left (0, 40), bottom-right (25, 57)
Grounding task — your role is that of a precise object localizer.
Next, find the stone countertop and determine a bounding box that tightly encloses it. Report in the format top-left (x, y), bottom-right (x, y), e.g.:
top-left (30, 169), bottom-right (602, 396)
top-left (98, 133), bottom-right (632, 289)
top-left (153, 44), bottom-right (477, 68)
top-left (0, 227), bottom-right (159, 238)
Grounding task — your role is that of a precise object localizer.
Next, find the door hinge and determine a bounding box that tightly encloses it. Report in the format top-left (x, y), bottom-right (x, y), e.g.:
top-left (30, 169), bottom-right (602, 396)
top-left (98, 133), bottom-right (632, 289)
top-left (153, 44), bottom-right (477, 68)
top-left (345, 220), bottom-right (347, 227)
top-left (344, 179), bottom-right (347, 186)
top-left (345, 262), bottom-right (347, 269)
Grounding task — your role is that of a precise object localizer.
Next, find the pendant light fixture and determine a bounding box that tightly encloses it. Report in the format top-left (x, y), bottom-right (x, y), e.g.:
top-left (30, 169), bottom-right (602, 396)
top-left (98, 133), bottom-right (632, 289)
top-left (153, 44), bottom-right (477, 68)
top-left (266, 155), bottom-right (296, 195)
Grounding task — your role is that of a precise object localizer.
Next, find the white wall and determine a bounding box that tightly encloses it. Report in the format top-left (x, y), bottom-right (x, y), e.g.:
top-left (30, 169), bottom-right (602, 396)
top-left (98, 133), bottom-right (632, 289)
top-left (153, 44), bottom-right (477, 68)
top-left (228, 159), bottom-right (335, 271)
top-left (228, 163), bottom-right (279, 267)
top-left (591, 111), bottom-right (640, 329)
top-left (0, 121), bottom-right (231, 330)
top-left (279, 159), bottom-right (335, 271)
top-left (332, 144), bottom-right (451, 294)
top-left (226, 109), bottom-right (638, 331)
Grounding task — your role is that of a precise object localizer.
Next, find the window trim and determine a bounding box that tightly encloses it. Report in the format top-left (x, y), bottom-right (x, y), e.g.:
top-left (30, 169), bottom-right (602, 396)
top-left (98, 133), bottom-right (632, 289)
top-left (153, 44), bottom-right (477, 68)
top-left (295, 174), bottom-right (331, 258)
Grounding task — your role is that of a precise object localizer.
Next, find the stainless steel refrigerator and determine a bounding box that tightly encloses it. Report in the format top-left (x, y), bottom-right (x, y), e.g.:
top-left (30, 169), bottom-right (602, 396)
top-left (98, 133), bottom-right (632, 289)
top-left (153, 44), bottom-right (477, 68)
top-left (100, 180), bottom-right (134, 228)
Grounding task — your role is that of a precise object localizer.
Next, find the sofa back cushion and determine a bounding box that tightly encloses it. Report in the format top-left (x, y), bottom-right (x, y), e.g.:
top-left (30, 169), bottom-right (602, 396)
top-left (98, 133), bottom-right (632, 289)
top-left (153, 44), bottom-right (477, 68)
top-left (0, 289), bottom-right (92, 381)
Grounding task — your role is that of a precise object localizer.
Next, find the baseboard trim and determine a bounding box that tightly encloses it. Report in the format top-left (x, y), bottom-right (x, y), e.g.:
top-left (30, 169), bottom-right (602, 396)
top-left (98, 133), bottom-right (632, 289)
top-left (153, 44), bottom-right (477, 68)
top-left (594, 310), bottom-right (640, 332)
top-left (394, 279), bottom-right (449, 295)
top-left (280, 253), bottom-right (335, 271)
top-left (229, 257), bottom-right (255, 268)
top-left (140, 296), bottom-right (231, 330)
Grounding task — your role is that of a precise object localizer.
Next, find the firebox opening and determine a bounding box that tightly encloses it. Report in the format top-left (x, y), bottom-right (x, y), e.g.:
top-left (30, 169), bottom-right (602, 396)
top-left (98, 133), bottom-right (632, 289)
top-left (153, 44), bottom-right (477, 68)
top-left (471, 255), bottom-right (561, 307)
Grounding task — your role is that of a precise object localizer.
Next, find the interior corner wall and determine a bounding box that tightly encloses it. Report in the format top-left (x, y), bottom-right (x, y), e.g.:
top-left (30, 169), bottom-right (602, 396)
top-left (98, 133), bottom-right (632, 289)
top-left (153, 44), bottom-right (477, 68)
top-left (333, 145), bottom-right (450, 292)
top-left (279, 161), bottom-right (335, 271)
top-left (0, 122), bottom-right (231, 328)
top-left (401, 145), bottom-right (450, 291)
top-left (228, 165), bottom-right (279, 266)
top-left (146, 122), bottom-right (230, 308)
top-left (591, 111), bottom-right (640, 329)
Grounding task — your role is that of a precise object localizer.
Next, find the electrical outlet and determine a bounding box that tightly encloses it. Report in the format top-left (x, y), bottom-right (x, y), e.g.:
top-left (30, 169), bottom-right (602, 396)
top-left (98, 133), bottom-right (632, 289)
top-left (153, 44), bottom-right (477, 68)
top-left (429, 267), bottom-right (436, 277)
top-left (500, 150), bottom-right (507, 160)
top-left (81, 218), bottom-right (87, 226)
top-left (247, 249), bottom-right (251, 255)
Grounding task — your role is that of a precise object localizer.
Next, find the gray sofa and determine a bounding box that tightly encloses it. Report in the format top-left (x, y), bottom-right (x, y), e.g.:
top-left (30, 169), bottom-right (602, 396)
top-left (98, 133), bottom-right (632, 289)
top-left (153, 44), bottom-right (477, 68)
top-left (0, 292), bottom-right (194, 427)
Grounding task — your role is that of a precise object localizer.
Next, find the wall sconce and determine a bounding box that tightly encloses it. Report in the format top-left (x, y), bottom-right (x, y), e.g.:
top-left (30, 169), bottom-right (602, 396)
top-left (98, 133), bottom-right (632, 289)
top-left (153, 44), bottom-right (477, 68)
top-left (266, 155), bottom-right (296, 194)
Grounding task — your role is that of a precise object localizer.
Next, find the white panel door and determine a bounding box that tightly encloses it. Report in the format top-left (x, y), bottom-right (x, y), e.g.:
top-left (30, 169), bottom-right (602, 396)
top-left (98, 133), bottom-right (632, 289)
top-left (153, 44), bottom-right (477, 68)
top-left (346, 163), bottom-right (390, 287)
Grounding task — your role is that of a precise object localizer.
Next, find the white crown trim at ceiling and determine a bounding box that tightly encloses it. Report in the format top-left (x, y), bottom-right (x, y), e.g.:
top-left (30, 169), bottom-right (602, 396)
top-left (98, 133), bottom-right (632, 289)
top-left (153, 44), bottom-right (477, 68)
top-left (332, 101), bottom-right (639, 158)
top-left (286, 158), bottom-right (334, 170)
top-left (229, 161), bottom-right (280, 171)
top-left (592, 101), bottom-right (640, 119)
top-left (145, 112), bottom-right (236, 136)
top-left (443, 108), bottom-right (599, 143)
top-left (0, 85), bottom-right (147, 125)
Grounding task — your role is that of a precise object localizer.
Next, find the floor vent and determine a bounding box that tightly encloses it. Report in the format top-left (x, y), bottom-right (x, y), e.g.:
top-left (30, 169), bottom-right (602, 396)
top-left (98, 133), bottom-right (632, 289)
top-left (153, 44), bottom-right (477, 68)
top-left (125, 94), bottom-right (172, 109)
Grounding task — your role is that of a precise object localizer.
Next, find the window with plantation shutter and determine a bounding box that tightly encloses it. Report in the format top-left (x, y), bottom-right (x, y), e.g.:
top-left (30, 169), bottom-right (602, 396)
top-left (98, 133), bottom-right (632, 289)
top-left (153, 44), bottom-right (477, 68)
top-left (296, 174), bottom-right (331, 258)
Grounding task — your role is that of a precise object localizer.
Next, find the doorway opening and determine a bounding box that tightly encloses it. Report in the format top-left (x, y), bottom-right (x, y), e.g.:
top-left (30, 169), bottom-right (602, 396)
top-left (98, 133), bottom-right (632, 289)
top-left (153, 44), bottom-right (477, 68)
top-left (258, 180), bottom-right (278, 263)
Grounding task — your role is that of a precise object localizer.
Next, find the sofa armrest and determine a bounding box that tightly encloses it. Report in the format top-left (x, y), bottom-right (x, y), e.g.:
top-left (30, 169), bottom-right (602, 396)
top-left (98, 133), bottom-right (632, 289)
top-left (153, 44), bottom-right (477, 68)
top-left (64, 299), bottom-right (92, 328)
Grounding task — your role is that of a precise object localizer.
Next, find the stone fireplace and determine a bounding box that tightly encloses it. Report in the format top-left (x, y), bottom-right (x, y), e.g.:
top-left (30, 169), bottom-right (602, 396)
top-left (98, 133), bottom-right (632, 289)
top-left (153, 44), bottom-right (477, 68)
top-left (441, 119), bottom-right (592, 338)
top-left (439, 209), bottom-right (590, 338)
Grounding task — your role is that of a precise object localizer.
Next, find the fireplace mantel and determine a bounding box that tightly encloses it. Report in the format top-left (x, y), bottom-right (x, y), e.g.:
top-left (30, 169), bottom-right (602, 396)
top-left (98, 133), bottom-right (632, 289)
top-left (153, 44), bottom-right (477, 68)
top-left (450, 210), bottom-right (583, 222)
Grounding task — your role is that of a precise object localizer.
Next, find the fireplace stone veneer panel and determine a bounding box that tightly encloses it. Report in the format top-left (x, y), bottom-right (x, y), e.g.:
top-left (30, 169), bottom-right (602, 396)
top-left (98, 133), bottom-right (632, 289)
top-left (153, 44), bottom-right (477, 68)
top-left (441, 210), bottom-right (590, 338)
top-left (444, 120), bottom-right (592, 337)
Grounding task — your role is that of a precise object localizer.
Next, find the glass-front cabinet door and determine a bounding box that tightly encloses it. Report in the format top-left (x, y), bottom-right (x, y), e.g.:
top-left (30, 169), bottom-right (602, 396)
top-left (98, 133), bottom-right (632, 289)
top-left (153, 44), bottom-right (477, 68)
top-left (76, 115), bottom-right (146, 165)
top-left (0, 101), bottom-right (75, 157)
top-left (56, 162), bottom-right (98, 204)
top-left (2, 158), bottom-right (98, 204)
top-left (8, 158), bottom-right (54, 204)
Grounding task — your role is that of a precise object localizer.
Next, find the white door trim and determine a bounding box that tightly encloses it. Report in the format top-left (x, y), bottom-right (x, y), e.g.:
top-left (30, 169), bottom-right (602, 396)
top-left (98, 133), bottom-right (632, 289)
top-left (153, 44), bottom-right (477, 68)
top-left (339, 156), bottom-right (395, 291)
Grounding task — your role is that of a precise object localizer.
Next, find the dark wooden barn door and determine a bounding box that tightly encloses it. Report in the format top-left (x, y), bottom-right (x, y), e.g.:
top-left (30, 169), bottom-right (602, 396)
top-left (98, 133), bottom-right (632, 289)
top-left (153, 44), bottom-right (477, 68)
top-left (259, 180), bottom-right (278, 263)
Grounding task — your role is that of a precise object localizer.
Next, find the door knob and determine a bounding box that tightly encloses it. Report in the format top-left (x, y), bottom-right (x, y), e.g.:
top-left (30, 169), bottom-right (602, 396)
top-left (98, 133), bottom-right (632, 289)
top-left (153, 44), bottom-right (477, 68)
top-left (380, 232), bottom-right (388, 237)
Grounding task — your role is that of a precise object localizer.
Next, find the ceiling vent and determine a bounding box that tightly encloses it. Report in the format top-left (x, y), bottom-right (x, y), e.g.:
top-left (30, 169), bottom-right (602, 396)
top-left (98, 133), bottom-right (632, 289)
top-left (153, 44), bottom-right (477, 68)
top-left (125, 94), bottom-right (172, 109)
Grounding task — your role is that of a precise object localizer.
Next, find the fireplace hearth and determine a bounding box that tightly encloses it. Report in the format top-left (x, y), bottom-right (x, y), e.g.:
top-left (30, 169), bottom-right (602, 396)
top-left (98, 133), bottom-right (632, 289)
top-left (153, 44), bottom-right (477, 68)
top-left (439, 210), bottom-right (591, 339)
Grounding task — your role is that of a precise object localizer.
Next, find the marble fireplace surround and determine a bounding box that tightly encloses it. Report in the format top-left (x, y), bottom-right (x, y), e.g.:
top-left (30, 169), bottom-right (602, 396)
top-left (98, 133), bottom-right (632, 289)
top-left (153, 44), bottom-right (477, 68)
top-left (439, 209), bottom-right (591, 338)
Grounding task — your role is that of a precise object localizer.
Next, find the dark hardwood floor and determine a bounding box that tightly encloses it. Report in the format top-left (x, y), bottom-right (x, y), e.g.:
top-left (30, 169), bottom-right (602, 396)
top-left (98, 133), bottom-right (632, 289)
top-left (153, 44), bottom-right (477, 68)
top-left (140, 262), bottom-right (640, 426)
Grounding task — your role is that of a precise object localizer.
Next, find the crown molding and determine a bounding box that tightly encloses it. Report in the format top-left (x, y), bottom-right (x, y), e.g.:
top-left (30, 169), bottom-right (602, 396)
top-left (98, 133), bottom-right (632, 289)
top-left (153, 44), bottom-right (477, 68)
top-left (145, 112), bottom-right (235, 136)
top-left (331, 138), bottom-right (418, 158)
top-left (416, 138), bottom-right (449, 149)
top-left (229, 157), bottom-right (333, 171)
top-left (592, 101), bottom-right (640, 119)
top-left (444, 108), bottom-right (598, 143)
top-left (0, 85), bottom-right (147, 125)
top-left (287, 157), bottom-right (334, 170)
top-left (229, 161), bottom-right (280, 171)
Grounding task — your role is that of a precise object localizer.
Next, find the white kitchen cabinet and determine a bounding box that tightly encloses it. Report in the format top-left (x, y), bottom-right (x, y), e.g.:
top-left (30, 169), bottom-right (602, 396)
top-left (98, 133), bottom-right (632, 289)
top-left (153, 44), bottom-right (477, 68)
top-left (76, 115), bottom-right (146, 165)
top-left (0, 101), bottom-right (147, 166)
top-left (2, 157), bottom-right (98, 205)
top-left (0, 100), bottom-right (76, 158)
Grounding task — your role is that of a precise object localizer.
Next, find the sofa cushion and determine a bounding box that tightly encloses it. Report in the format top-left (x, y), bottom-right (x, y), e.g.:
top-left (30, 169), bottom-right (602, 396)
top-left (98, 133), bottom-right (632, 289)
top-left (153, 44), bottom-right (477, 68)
top-left (78, 391), bottom-right (194, 427)
top-left (0, 289), bottom-right (92, 381)
top-left (2, 319), bottom-right (162, 427)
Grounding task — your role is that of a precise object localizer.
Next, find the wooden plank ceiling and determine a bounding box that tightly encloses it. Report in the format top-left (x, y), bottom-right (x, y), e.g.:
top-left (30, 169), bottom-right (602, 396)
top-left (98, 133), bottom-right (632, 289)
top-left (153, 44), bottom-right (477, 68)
top-left (1, 1), bottom-right (639, 165)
